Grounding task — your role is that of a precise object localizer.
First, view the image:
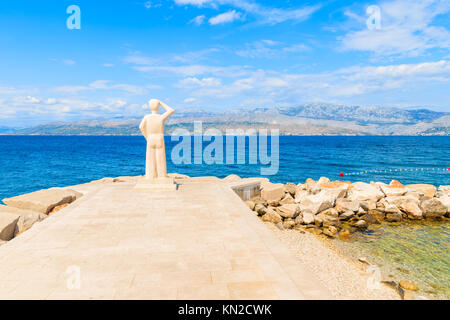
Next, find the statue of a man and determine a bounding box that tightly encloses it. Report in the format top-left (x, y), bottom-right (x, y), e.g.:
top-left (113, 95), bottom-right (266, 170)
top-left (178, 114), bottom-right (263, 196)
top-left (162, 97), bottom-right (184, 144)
top-left (139, 99), bottom-right (175, 181)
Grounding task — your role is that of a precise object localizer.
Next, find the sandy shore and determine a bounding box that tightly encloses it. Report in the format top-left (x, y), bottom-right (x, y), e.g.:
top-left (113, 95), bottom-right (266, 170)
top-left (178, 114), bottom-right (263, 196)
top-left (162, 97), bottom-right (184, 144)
top-left (265, 223), bottom-right (400, 300)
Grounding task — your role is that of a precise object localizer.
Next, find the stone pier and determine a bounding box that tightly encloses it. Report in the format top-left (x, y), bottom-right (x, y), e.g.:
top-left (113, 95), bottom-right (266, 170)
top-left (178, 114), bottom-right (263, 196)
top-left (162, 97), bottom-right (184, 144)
top-left (0, 177), bottom-right (332, 299)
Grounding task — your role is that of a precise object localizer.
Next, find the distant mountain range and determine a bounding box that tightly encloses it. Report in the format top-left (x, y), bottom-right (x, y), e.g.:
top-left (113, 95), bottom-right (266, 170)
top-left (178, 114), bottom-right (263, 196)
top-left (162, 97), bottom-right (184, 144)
top-left (2, 103), bottom-right (449, 136)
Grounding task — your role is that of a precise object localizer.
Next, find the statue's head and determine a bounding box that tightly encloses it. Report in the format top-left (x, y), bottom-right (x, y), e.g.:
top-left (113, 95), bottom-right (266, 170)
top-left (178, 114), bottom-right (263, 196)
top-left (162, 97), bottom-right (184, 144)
top-left (149, 99), bottom-right (160, 113)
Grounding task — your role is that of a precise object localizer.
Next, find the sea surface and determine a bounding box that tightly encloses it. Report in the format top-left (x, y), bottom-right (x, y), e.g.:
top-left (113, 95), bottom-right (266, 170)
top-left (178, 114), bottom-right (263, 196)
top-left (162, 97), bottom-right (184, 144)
top-left (0, 135), bottom-right (449, 298)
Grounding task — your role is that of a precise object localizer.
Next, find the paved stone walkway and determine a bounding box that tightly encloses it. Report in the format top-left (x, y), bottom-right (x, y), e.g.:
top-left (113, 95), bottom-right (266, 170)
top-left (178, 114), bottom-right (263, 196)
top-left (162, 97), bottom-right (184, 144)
top-left (0, 178), bottom-right (332, 299)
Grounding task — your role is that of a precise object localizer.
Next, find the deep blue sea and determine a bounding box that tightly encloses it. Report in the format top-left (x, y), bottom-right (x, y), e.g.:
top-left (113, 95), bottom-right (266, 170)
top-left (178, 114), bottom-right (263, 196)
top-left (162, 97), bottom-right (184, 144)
top-left (0, 135), bottom-right (449, 298)
top-left (0, 136), bottom-right (450, 199)
top-left (0, 135), bottom-right (449, 201)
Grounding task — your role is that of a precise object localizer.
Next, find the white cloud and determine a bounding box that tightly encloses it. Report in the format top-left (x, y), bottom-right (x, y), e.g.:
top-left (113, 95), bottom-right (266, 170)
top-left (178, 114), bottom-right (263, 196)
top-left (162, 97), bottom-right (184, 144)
top-left (63, 59), bottom-right (76, 66)
top-left (176, 77), bottom-right (222, 88)
top-left (53, 80), bottom-right (149, 95)
top-left (236, 40), bottom-right (309, 58)
top-left (190, 15), bottom-right (206, 25)
top-left (174, 0), bottom-right (212, 6)
top-left (176, 60), bottom-right (450, 106)
top-left (175, 0), bottom-right (321, 25)
top-left (184, 97), bottom-right (197, 103)
top-left (209, 10), bottom-right (242, 25)
top-left (341, 0), bottom-right (450, 56)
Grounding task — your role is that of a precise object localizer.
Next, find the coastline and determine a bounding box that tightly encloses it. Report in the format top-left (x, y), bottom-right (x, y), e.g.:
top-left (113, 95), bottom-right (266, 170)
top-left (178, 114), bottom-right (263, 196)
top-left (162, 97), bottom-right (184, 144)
top-left (0, 174), bottom-right (448, 299)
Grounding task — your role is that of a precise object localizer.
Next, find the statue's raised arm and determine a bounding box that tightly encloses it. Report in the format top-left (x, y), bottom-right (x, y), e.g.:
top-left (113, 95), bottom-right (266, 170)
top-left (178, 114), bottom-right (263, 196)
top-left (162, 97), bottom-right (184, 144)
top-left (159, 101), bottom-right (175, 121)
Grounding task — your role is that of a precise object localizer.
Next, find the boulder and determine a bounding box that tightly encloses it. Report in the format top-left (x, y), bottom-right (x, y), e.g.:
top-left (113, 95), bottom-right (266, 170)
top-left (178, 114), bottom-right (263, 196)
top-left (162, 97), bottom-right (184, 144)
top-left (321, 207), bottom-right (339, 217)
top-left (283, 220), bottom-right (296, 229)
top-left (354, 220), bottom-right (368, 229)
top-left (319, 180), bottom-right (351, 190)
top-left (223, 174), bottom-right (241, 182)
top-left (299, 190), bottom-right (337, 215)
top-left (267, 199), bottom-right (280, 207)
top-left (438, 185), bottom-right (450, 196)
top-left (420, 198), bottom-right (447, 218)
top-left (406, 184), bottom-right (437, 198)
top-left (437, 194), bottom-right (450, 213)
top-left (379, 185), bottom-right (407, 197)
top-left (361, 213), bottom-right (379, 224)
top-left (284, 183), bottom-right (297, 196)
top-left (347, 182), bottom-right (385, 202)
top-left (279, 193), bottom-right (295, 205)
top-left (398, 200), bottom-right (423, 220)
top-left (0, 205), bottom-right (47, 236)
top-left (359, 200), bottom-right (377, 212)
top-left (302, 211), bottom-right (315, 224)
top-left (260, 182), bottom-right (285, 202)
top-left (339, 210), bottom-right (356, 220)
top-left (0, 212), bottom-right (20, 241)
top-left (261, 208), bottom-right (282, 224)
top-left (386, 212), bottom-right (402, 222)
top-left (254, 204), bottom-right (267, 216)
top-left (276, 204), bottom-right (300, 219)
top-left (245, 201), bottom-right (255, 211)
top-left (316, 212), bottom-right (340, 227)
top-left (323, 226), bottom-right (338, 238)
top-left (368, 210), bottom-right (385, 221)
top-left (294, 190), bottom-right (309, 204)
top-left (317, 177), bottom-right (330, 185)
top-left (304, 178), bottom-right (321, 194)
top-left (294, 215), bottom-right (304, 225)
top-left (390, 180), bottom-right (405, 188)
top-left (3, 188), bottom-right (82, 215)
top-left (335, 199), bottom-right (360, 213)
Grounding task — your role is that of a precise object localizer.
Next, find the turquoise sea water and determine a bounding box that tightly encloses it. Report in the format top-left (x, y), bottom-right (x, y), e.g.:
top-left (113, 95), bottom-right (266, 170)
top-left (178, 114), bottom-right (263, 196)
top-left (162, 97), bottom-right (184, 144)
top-left (0, 135), bottom-right (449, 298)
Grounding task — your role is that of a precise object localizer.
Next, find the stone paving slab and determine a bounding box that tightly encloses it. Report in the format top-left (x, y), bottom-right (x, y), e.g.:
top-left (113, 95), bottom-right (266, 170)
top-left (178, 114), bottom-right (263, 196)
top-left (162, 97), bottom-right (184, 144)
top-left (0, 179), bottom-right (333, 300)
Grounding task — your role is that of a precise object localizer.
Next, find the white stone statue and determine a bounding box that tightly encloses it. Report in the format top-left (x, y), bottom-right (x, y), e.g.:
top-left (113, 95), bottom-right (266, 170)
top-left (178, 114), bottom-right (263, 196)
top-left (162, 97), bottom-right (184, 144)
top-left (137, 99), bottom-right (176, 189)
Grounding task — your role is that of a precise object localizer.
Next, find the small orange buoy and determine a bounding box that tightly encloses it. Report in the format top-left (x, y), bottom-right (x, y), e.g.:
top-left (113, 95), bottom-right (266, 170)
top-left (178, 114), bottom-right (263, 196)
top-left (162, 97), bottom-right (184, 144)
top-left (340, 172), bottom-right (344, 177)
top-left (447, 167), bottom-right (450, 171)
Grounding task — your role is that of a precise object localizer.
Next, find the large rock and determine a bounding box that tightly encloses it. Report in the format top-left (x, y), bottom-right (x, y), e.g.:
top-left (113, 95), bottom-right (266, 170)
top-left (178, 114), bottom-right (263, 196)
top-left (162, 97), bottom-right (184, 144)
top-left (261, 208), bottom-right (282, 224)
top-left (294, 190), bottom-right (309, 204)
top-left (0, 212), bottom-right (20, 241)
top-left (406, 184), bottom-right (437, 198)
top-left (339, 210), bottom-right (356, 220)
top-left (299, 190), bottom-right (338, 215)
top-left (379, 184), bottom-right (407, 197)
top-left (279, 193), bottom-right (295, 205)
top-left (316, 212), bottom-right (340, 227)
top-left (335, 199), bottom-right (360, 213)
top-left (302, 211), bottom-right (315, 224)
top-left (438, 185), bottom-right (450, 196)
top-left (0, 205), bottom-right (47, 236)
top-left (254, 204), bottom-right (267, 216)
top-left (223, 174), bottom-right (241, 182)
top-left (260, 182), bottom-right (285, 202)
top-left (420, 198), bottom-right (447, 218)
top-left (398, 200), bottom-right (423, 220)
top-left (347, 182), bottom-right (385, 202)
top-left (368, 209), bottom-right (385, 221)
top-left (3, 188), bottom-right (82, 214)
top-left (276, 204), bottom-right (300, 219)
top-left (284, 183), bottom-right (297, 196)
top-left (437, 194), bottom-right (450, 213)
top-left (304, 178), bottom-right (321, 194)
top-left (386, 212), bottom-right (402, 222)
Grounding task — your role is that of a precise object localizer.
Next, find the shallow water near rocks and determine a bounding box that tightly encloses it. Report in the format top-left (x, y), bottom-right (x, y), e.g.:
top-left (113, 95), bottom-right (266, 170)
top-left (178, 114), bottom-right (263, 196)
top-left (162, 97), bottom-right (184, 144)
top-left (333, 220), bottom-right (450, 299)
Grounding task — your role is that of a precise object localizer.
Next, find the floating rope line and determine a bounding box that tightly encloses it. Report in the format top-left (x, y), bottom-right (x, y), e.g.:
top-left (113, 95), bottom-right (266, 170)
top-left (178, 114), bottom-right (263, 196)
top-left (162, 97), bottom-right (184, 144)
top-left (340, 167), bottom-right (450, 177)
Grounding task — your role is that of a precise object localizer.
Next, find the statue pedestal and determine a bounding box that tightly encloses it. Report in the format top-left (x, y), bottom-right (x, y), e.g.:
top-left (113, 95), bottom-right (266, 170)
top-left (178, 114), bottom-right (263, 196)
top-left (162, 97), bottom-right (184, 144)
top-left (135, 177), bottom-right (177, 191)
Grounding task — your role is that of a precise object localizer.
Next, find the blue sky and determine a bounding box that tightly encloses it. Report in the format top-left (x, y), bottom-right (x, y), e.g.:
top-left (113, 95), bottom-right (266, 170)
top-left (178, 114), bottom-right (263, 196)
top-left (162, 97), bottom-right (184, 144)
top-left (0, 0), bottom-right (449, 127)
